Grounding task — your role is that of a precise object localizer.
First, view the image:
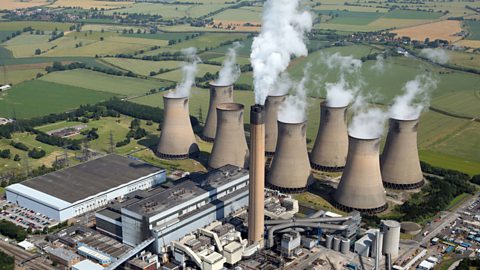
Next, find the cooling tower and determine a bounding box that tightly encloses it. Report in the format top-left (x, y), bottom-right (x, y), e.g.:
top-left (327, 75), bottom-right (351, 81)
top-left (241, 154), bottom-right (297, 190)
top-left (265, 94), bottom-right (287, 156)
top-left (248, 105), bottom-right (265, 247)
top-left (201, 82), bottom-right (234, 142)
top-left (334, 136), bottom-right (387, 214)
top-left (381, 220), bottom-right (400, 259)
top-left (156, 95), bottom-right (199, 159)
top-left (310, 102), bottom-right (348, 171)
top-left (380, 118), bottom-right (424, 189)
top-left (208, 103), bottom-right (249, 169)
top-left (267, 120), bottom-right (313, 193)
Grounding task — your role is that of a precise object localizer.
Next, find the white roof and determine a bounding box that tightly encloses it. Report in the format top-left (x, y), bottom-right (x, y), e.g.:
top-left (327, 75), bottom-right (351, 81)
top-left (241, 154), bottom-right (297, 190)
top-left (17, 240), bottom-right (34, 250)
top-left (419, 260), bottom-right (435, 269)
top-left (427, 256), bottom-right (439, 263)
top-left (72, 259), bottom-right (104, 270)
top-left (6, 184), bottom-right (71, 210)
top-left (224, 241), bottom-right (242, 253)
top-left (77, 245), bottom-right (110, 262)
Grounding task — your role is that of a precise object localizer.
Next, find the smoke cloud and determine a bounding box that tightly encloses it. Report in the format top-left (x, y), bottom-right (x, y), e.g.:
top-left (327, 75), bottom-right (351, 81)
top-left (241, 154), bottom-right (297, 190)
top-left (215, 42), bottom-right (242, 86)
top-left (370, 54), bottom-right (385, 73)
top-left (250, 0), bottom-right (312, 105)
top-left (389, 74), bottom-right (437, 120)
top-left (278, 65), bottom-right (311, 123)
top-left (349, 95), bottom-right (388, 139)
top-left (323, 52), bottom-right (362, 74)
top-left (166, 47), bottom-right (200, 98)
top-left (269, 72), bottom-right (293, 97)
top-left (420, 48), bottom-right (449, 64)
top-left (325, 77), bottom-right (359, 108)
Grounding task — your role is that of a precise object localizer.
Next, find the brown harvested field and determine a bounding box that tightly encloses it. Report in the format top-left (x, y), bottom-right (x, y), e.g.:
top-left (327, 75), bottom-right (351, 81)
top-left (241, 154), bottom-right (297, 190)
top-left (1, 0), bottom-right (49, 10)
top-left (209, 20), bottom-right (260, 32)
top-left (391, 20), bottom-right (463, 42)
top-left (49, 0), bottom-right (134, 9)
top-left (454, 40), bottom-right (480, 48)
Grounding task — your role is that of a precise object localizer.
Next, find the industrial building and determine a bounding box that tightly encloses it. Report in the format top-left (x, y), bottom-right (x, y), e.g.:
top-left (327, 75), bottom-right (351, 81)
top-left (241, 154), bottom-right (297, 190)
top-left (44, 246), bottom-right (81, 267)
top-left (96, 165), bottom-right (249, 252)
top-left (202, 82), bottom-right (234, 142)
top-left (5, 154), bottom-right (166, 221)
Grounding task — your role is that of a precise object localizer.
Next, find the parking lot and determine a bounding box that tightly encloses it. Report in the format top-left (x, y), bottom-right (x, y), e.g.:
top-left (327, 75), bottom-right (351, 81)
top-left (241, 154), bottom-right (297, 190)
top-left (0, 200), bottom-right (57, 231)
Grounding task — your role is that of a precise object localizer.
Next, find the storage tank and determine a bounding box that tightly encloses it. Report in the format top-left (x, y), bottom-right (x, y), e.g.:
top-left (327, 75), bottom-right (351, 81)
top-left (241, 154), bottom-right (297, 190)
top-left (208, 103), bottom-right (249, 169)
top-left (334, 135), bottom-right (387, 214)
top-left (202, 82), bottom-right (234, 142)
top-left (310, 101), bottom-right (348, 171)
top-left (341, 238), bottom-right (350, 254)
top-left (156, 95), bottom-right (199, 159)
top-left (326, 234), bottom-right (333, 249)
top-left (264, 94), bottom-right (287, 156)
top-left (381, 220), bottom-right (401, 259)
top-left (371, 230), bottom-right (383, 259)
top-left (381, 118), bottom-right (424, 189)
top-left (333, 237), bottom-right (341, 252)
top-left (266, 120), bottom-right (313, 193)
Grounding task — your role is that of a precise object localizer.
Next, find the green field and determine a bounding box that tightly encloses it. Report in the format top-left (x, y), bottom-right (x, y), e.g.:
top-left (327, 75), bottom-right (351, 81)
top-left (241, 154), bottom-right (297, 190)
top-left (210, 6), bottom-right (262, 22)
top-left (0, 64), bottom-right (45, 84)
top-left (465, 21), bottom-right (480, 40)
top-left (154, 64), bottom-right (221, 82)
top-left (0, 55), bottom-right (113, 69)
top-left (0, 80), bottom-right (114, 119)
top-left (318, 10), bottom-right (385, 25)
top-left (382, 10), bottom-right (443, 20)
top-left (101, 58), bottom-right (183, 76)
top-left (39, 69), bottom-right (171, 97)
top-left (121, 32), bottom-right (197, 41)
top-left (0, 21), bottom-right (73, 31)
top-left (105, 3), bottom-right (231, 18)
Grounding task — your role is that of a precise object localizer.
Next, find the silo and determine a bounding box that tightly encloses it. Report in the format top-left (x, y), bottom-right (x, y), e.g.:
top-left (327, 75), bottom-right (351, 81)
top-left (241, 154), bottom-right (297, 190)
top-left (264, 94), bottom-right (287, 156)
top-left (156, 95), bottom-right (199, 159)
top-left (208, 103), bottom-right (249, 169)
top-left (326, 235), bottom-right (333, 249)
top-left (310, 102), bottom-right (348, 171)
top-left (201, 82), bottom-right (234, 142)
top-left (266, 120), bottom-right (313, 193)
top-left (381, 220), bottom-right (400, 259)
top-left (334, 136), bottom-right (387, 214)
top-left (333, 237), bottom-right (341, 252)
top-left (381, 118), bottom-right (424, 189)
top-left (341, 238), bottom-right (350, 254)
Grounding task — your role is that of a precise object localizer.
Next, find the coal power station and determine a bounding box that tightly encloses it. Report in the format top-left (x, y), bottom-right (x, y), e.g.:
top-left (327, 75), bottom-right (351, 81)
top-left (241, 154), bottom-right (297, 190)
top-left (310, 101), bottom-right (349, 172)
top-left (334, 136), bottom-right (387, 214)
top-left (208, 103), bottom-right (249, 169)
top-left (202, 82), bottom-right (234, 142)
top-left (267, 120), bottom-right (313, 193)
top-left (381, 118), bottom-right (424, 189)
top-left (264, 94), bottom-right (287, 156)
top-left (156, 95), bottom-right (199, 159)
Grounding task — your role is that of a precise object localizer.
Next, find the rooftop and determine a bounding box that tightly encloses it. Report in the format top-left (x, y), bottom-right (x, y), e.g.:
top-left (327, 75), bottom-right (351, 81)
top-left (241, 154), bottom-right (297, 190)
top-left (16, 154), bottom-right (162, 203)
top-left (45, 247), bottom-right (80, 261)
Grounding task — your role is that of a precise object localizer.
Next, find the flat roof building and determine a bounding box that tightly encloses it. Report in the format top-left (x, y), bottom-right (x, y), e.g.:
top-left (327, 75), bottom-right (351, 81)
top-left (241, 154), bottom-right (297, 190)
top-left (6, 154), bottom-right (166, 221)
top-left (45, 246), bottom-right (81, 267)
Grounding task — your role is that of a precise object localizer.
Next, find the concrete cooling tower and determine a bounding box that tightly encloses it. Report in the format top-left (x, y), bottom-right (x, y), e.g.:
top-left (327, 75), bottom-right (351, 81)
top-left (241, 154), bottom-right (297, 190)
top-left (264, 94), bottom-right (287, 156)
top-left (334, 136), bottom-right (387, 214)
top-left (267, 121), bottom-right (313, 193)
top-left (381, 220), bottom-right (400, 259)
top-left (201, 83), bottom-right (234, 142)
top-left (380, 118), bottom-right (424, 190)
top-left (310, 102), bottom-right (348, 171)
top-left (156, 95), bottom-right (199, 159)
top-left (208, 103), bottom-right (249, 169)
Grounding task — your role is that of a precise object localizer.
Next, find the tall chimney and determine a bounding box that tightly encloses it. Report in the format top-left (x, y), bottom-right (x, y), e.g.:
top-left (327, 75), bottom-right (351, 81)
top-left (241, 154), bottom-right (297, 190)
top-left (267, 120), bottom-right (313, 193)
top-left (208, 103), bottom-right (249, 169)
top-left (201, 82), bottom-right (234, 142)
top-left (334, 136), bottom-right (387, 214)
top-left (248, 105), bottom-right (265, 247)
top-left (310, 101), bottom-right (348, 171)
top-left (381, 118), bottom-right (424, 189)
top-left (156, 95), bottom-right (199, 159)
top-left (264, 94), bottom-right (287, 156)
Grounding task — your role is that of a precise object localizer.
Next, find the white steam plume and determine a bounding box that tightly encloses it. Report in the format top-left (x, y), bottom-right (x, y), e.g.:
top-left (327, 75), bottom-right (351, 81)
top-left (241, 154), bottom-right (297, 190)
top-left (323, 52), bottom-right (362, 74)
top-left (420, 48), bottom-right (449, 64)
top-left (216, 42), bottom-right (242, 86)
top-left (250, 0), bottom-right (312, 105)
top-left (389, 74), bottom-right (437, 120)
top-left (325, 77), bottom-right (359, 108)
top-left (370, 54), bottom-right (385, 73)
top-left (348, 95), bottom-right (388, 140)
top-left (278, 65), bottom-right (311, 123)
top-left (166, 47), bottom-right (200, 98)
top-left (269, 72), bottom-right (293, 97)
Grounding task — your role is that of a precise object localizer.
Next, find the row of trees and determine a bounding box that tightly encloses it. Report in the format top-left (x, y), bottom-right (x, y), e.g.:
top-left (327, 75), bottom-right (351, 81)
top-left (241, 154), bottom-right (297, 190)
top-left (0, 220), bottom-right (27, 242)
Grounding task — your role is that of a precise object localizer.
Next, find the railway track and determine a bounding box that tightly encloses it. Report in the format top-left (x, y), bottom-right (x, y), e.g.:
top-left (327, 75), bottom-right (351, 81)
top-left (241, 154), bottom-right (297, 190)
top-left (0, 240), bottom-right (55, 270)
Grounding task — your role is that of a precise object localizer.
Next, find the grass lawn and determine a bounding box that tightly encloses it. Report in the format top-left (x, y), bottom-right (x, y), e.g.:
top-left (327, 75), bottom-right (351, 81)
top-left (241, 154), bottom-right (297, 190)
top-left (101, 58), bottom-right (183, 76)
top-left (446, 193), bottom-right (471, 211)
top-left (0, 80), bottom-right (114, 119)
top-left (465, 20), bottom-right (480, 40)
top-left (317, 10), bottom-right (385, 25)
top-left (419, 150), bottom-right (480, 176)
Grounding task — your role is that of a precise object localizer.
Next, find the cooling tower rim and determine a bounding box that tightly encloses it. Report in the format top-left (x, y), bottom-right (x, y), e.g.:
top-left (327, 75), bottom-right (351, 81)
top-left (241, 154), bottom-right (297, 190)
top-left (389, 117), bottom-right (419, 122)
top-left (321, 100), bottom-right (349, 109)
top-left (163, 93), bottom-right (189, 100)
top-left (216, 102), bottom-right (244, 111)
top-left (347, 134), bottom-right (380, 141)
top-left (209, 81), bottom-right (233, 88)
top-left (266, 92), bottom-right (288, 98)
top-left (277, 119), bottom-right (307, 125)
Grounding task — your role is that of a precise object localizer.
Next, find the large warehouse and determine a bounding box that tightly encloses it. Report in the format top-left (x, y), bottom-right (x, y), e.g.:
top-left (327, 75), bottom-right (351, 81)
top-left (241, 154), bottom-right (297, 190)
top-left (6, 154), bottom-right (166, 221)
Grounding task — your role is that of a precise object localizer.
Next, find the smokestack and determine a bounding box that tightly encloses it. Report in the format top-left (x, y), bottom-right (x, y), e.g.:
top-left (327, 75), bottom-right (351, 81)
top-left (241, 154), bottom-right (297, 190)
top-left (310, 101), bottom-right (348, 171)
top-left (264, 94), bottom-right (287, 156)
top-left (208, 103), bottom-right (249, 169)
top-left (201, 82), bottom-right (234, 142)
top-left (156, 95), bottom-right (199, 159)
top-left (380, 118), bottom-right (424, 189)
top-left (267, 120), bottom-right (313, 193)
top-left (248, 105), bottom-right (265, 247)
top-left (334, 136), bottom-right (387, 214)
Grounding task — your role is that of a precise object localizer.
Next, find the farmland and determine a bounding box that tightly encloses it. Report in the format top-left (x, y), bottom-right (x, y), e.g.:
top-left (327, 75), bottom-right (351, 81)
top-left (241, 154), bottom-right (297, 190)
top-left (465, 21), bottom-right (480, 40)
top-left (392, 20), bottom-right (463, 43)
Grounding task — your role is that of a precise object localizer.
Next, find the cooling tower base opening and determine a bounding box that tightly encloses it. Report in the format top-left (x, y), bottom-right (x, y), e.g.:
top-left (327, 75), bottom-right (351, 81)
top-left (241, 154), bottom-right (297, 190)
top-left (156, 151), bottom-right (199, 160)
top-left (199, 135), bottom-right (215, 143)
top-left (266, 183), bottom-right (307, 194)
top-left (310, 163), bottom-right (344, 172)
top-left (333, 201), bottom-right (388, 215)
top-left (265, 151), bottom-right (275, 157)
top-left (383, 179), bottom-right (425, 190)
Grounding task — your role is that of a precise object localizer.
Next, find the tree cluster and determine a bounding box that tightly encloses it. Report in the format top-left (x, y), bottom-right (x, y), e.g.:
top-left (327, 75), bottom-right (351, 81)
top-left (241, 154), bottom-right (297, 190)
top-left (0, 250), bottom-right (14, 270)
top-left (0, 220), bottom-right (27, 241)
top-left (28, 148), bottom-right (46, 159)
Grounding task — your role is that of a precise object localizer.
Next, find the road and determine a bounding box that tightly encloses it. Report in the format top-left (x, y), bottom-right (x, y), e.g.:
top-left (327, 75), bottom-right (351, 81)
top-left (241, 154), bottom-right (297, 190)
top-left (0, 240), bottom-right (55, 270)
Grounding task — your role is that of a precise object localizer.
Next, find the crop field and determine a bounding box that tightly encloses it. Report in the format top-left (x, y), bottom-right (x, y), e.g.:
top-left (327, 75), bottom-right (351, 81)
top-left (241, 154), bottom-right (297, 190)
top-left (121, 32), bottom-right (197, 41)
top-left (392, 20), bottom-right (463, 43)
top-left (383, 10), bottom-right (444, 20)
top-left (0, 31), bottom-right (15, 42)
top-left (317, 10), bottom-right (385, 25)
top-left (81, 24), bottom-right (147, 33)
top-left (104, 3), bottom-right (228, 18)
top-left (0, 21), bottom-right (73, 31)
top-left (465, 21), bottom-right (480, 40)
top-left (154, 64), bottom-right (221, 82)
top-left (0, 80), bottom-right (114, 119)
top-left (210, 6), bottom-right (263, 22)
top-left (101, 58), bottom-right (184, 76)
top-left (48, 0), bottom-right (133, 9)
top-left (39, 69), bottom-right (170, 97)
top-left (1, 0), bottom-right (49, 10)
top-left (431, 91), bottom-right (480, 118)
top-left (446, 50), bottom-right (480, 72)
top-left (0, 55), bottom-right (114, 70)
top-left (0, 63), bottom-right (49, 84)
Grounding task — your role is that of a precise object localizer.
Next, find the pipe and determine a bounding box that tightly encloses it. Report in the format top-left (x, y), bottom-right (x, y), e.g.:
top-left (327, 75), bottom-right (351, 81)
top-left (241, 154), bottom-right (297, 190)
top-left (265, 216), bottom-right (351, 226)
top-left (309, 210), bottom-right (326, 218)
